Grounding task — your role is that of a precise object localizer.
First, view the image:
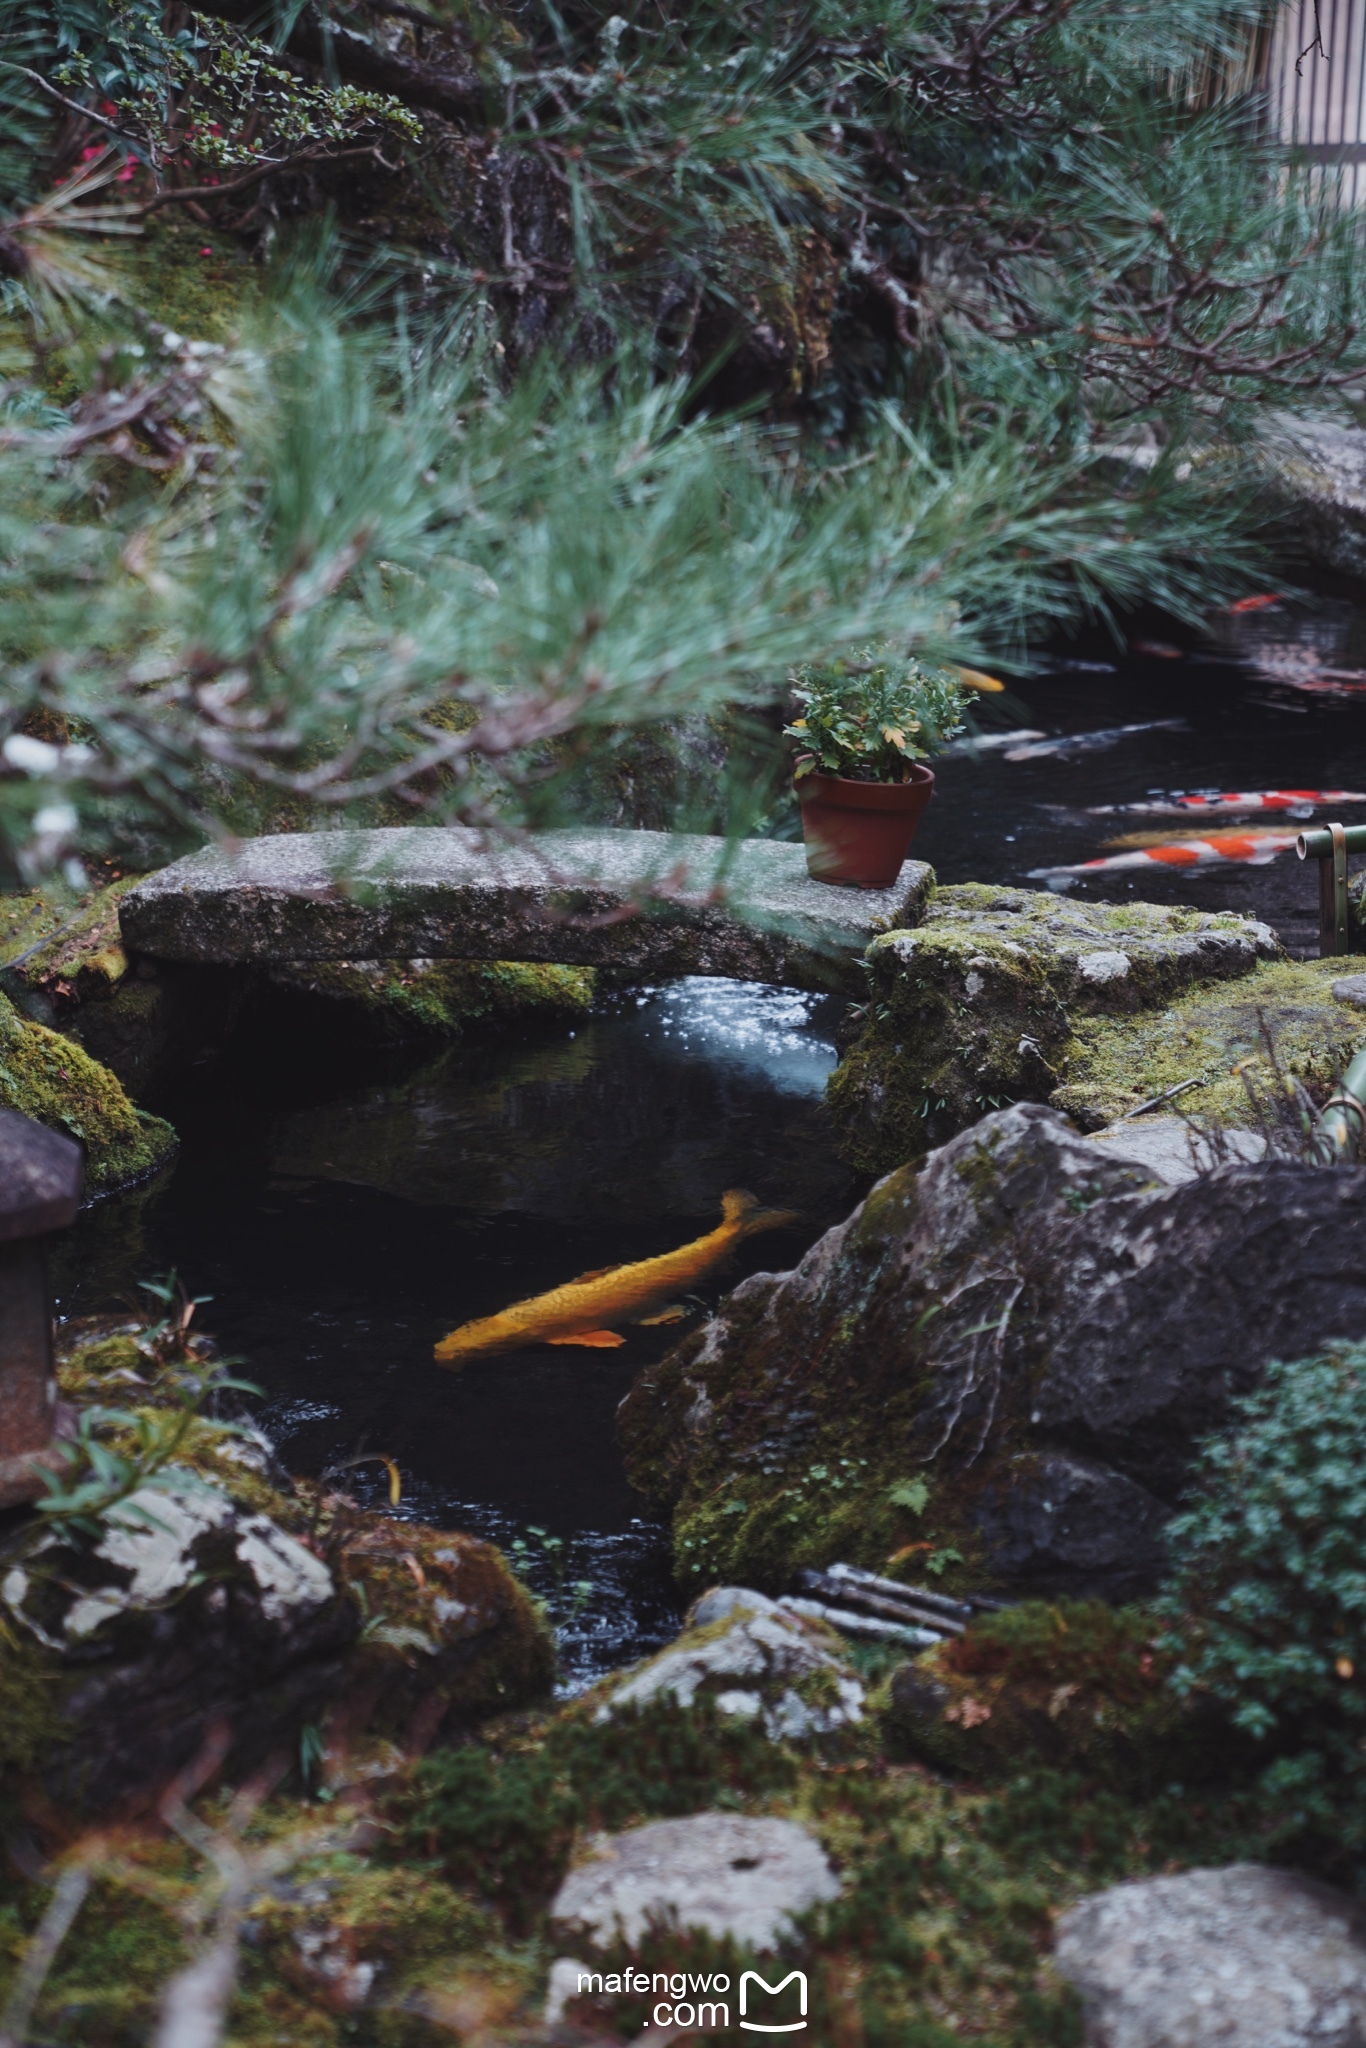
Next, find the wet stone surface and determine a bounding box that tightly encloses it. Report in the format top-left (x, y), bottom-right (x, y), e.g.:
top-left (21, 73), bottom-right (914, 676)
top-left (120, 827), bottom-right (935, 993)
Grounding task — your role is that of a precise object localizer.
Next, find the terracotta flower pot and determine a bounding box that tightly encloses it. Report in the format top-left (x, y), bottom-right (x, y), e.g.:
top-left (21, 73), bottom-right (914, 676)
top-left (795, 762), bottom-right (935, 887)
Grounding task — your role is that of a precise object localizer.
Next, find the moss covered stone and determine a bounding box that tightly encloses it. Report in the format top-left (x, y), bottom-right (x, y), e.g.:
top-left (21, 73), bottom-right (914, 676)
top-left (0, 989), bottom-right (176, 1192)
top-left (0, 879), bottom-right (139, 1004)
top-left (1, 879), bottom-right (250, 1096)
top-left (828, 886), bottom-right (1281, 1174)
top-left (264, 955), bottom-right (596, 1041)
top-left (884, 1600), bottom-right (1223, 1790)
top-left (1051, 956), bottom-right (1364, 1129)
top-left (334, 1513), bottom-right (556, 1739)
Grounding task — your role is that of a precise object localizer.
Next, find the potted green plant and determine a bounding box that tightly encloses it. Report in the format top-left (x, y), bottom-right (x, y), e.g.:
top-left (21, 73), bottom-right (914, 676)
top-left (784, 648), bottom-right (968, 887)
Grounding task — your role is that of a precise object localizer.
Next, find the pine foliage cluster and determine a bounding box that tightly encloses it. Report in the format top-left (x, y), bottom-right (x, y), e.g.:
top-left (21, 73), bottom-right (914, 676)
top-left (0, 0), bottom-right (1360, 878)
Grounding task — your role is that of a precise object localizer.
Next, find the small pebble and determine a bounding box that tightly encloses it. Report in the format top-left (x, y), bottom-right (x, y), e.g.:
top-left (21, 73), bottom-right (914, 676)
top-left (1332, 975), bottom-right (1366, 1008)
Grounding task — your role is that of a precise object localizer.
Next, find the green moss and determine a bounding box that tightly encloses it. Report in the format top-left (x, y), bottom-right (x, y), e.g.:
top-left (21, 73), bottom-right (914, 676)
top-left (0, 879), bottom-right (142, 1002)
top-left (0, 990), bottom-right (177, 1191)
top-left (240, 1851), bottom-right (499, 2033)
top-left (884, 1600), bottom-right (1221, 1790)
top-left (828, 886), bottom-right (1281, 1171)
top-left (0, 1868), bottom-right (189, 2046)
top-left (0, 1613), bottom-right (59, 1792)
top-left (828, 927), bottom-right (1069, 1174)
top-left (670, 1431), bottom-right (988, 1599)
top-left (266, 957), bottom-right (595, 1042)
top-left (392, 1695), bottom-right (797, 1919)
top-left (121, 216), bottom-right (258, 342)
top-left (336, 1514), bottom-right (556, 1733)
top-left (1053, 956), bottom-right (1361, 1128)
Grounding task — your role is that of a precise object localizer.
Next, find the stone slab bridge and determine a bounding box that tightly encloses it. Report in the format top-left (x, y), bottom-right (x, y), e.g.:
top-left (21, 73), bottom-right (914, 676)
top-left (120, 828), bottom-right (935, 993)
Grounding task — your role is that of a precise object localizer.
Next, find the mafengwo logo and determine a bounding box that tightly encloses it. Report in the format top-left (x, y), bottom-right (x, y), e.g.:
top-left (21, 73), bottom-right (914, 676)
top-left (740, 1968), bottom-right (808, 2033)
top-left (572, 1965), bottom-right (808, 2033)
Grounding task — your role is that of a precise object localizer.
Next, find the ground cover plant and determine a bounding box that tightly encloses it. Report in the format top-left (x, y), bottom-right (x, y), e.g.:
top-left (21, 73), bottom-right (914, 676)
top-left (1162, 1340), bottom-right (1366, 1884)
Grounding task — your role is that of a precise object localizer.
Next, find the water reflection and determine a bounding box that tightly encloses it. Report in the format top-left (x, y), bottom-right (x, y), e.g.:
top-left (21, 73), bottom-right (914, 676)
top-left (54, 978), bottom-right (855, 1685)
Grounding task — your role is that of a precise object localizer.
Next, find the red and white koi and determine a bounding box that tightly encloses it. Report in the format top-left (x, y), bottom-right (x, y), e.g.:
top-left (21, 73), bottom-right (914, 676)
top-left (1084, 789), bottom-right (1366, 819)
top-left (1031, 831), bottom-right (1301, 881)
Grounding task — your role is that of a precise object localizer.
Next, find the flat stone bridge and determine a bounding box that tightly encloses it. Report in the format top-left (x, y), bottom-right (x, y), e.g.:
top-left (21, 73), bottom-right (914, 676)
top-left (120, 828), bottom-right (935, 993)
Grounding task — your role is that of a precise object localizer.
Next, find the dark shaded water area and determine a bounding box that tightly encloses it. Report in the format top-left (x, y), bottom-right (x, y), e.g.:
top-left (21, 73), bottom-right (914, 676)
top-left (916, 594), bottom-right (1366, 954)
top-left (53, 980), bottom-right (858, 1687)
top-left (48, 591), bottom-right (1366, 1684)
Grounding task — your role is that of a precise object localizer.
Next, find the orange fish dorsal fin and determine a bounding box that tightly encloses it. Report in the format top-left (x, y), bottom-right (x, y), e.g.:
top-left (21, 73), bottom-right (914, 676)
top-left (568, 1266), bottom-right (622, 1285)
top-left (546, 1329), bottom-right (626, 1348)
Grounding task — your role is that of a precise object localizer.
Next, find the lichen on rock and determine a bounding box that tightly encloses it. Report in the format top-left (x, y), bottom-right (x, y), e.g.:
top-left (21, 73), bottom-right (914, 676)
top-left (594, 1585), bottom-right (865, 1744)
top-left (2, 1322), bottom-right (557, 1815)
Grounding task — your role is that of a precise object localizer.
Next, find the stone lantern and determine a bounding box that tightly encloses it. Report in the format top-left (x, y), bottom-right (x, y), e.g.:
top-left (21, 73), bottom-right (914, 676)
top-left (0, 1108), bottom-right (82, 1508)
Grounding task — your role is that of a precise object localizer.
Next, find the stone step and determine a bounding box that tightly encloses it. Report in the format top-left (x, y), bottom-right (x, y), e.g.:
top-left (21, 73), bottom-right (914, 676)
top-left (119, 827), bottom-right (935, 991)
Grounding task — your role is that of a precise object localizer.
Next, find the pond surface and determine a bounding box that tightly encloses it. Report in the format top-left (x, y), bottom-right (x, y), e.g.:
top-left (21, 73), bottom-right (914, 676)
top-left (51, 593), bottom-right (1366, 1683)
top-left (918, 594), bottom-right (1366, 955)
top-left (54, 979), bottom-right (857, 1687)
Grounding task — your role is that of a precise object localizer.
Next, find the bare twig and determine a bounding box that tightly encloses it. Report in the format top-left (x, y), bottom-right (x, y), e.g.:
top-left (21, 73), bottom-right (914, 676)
top-left (0, 1863), bottom-right (93, 2048)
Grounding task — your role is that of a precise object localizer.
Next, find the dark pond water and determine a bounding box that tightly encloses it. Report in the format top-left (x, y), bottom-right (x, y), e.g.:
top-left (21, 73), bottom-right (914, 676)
top-left (51, 592), bottom-right (1366, 1683)
top-left (54, 979), bottom-right (858, 1687)
top-left (917, 593), bottom-right (1366, 955)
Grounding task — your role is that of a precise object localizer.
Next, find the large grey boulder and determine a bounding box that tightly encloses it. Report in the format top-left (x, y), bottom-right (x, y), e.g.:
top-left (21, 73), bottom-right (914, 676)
top-left (620, 1103), bottom-right (1366, 1599)
top-left (1056, 1865), bottom-right (1366, 2048)
top-left (550, 1813), bottom-right (840, 1952)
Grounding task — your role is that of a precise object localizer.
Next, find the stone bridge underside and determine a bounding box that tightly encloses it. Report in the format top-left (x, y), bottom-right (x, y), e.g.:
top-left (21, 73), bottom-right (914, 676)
top-left (119, 828), bottom-right (935, 993)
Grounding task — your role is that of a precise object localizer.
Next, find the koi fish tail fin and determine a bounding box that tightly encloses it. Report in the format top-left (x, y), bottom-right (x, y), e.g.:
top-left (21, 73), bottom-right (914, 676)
top-left (720, 1188), bottom-right (802, 1239)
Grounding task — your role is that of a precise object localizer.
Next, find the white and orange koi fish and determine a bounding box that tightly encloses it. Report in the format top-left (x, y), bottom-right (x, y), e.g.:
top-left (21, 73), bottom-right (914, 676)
top-left (1085, 790), bottom-right (1366, 820)
top-left (1031, 830), bottom-right (1301, 881)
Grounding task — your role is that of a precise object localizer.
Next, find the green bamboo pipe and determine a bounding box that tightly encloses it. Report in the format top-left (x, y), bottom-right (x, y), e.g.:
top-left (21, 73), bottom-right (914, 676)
top-left (1320, 1041), bottom-right (1366, 1161)
top-left (1298, 825), bottom-right (1366, 859)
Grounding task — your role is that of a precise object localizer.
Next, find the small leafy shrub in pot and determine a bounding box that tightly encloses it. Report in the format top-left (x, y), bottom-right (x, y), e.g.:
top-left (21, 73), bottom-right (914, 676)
top-left (784, 648), bottom-right (967, 783)
top-left (784, 647), bottom-right (967, 885)
top-left (1161, 1344), bottom-right (1366, 1867)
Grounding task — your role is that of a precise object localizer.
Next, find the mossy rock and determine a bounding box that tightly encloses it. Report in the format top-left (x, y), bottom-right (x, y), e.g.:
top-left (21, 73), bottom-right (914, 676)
top-left (0, 878), bottom-right (139, 1005)
top-left (828, 926), bottom-right (1069, 1171)
top-left (0, 990), bottom-right (176, 1192)
top-left (334, 1514), bottom-right (556, 1739)
top-left (883, 1600), bottom-right (1225, 1791)
top-left (1052, 956), bottom-right (1365, 1130)
top-left (263, 956), bottom-right (595, 1042)
top-left (828, 886), bottom-right (1277, 1175)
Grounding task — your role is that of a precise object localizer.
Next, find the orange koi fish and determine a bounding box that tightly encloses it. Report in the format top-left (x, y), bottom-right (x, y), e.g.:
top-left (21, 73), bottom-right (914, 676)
top-left (434, 1190), bottom-right (799, 1367)
top-left (1085, 790), bottom-right (1366, 819)
top-left (1032, 831), bottom-right (1300, 881)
